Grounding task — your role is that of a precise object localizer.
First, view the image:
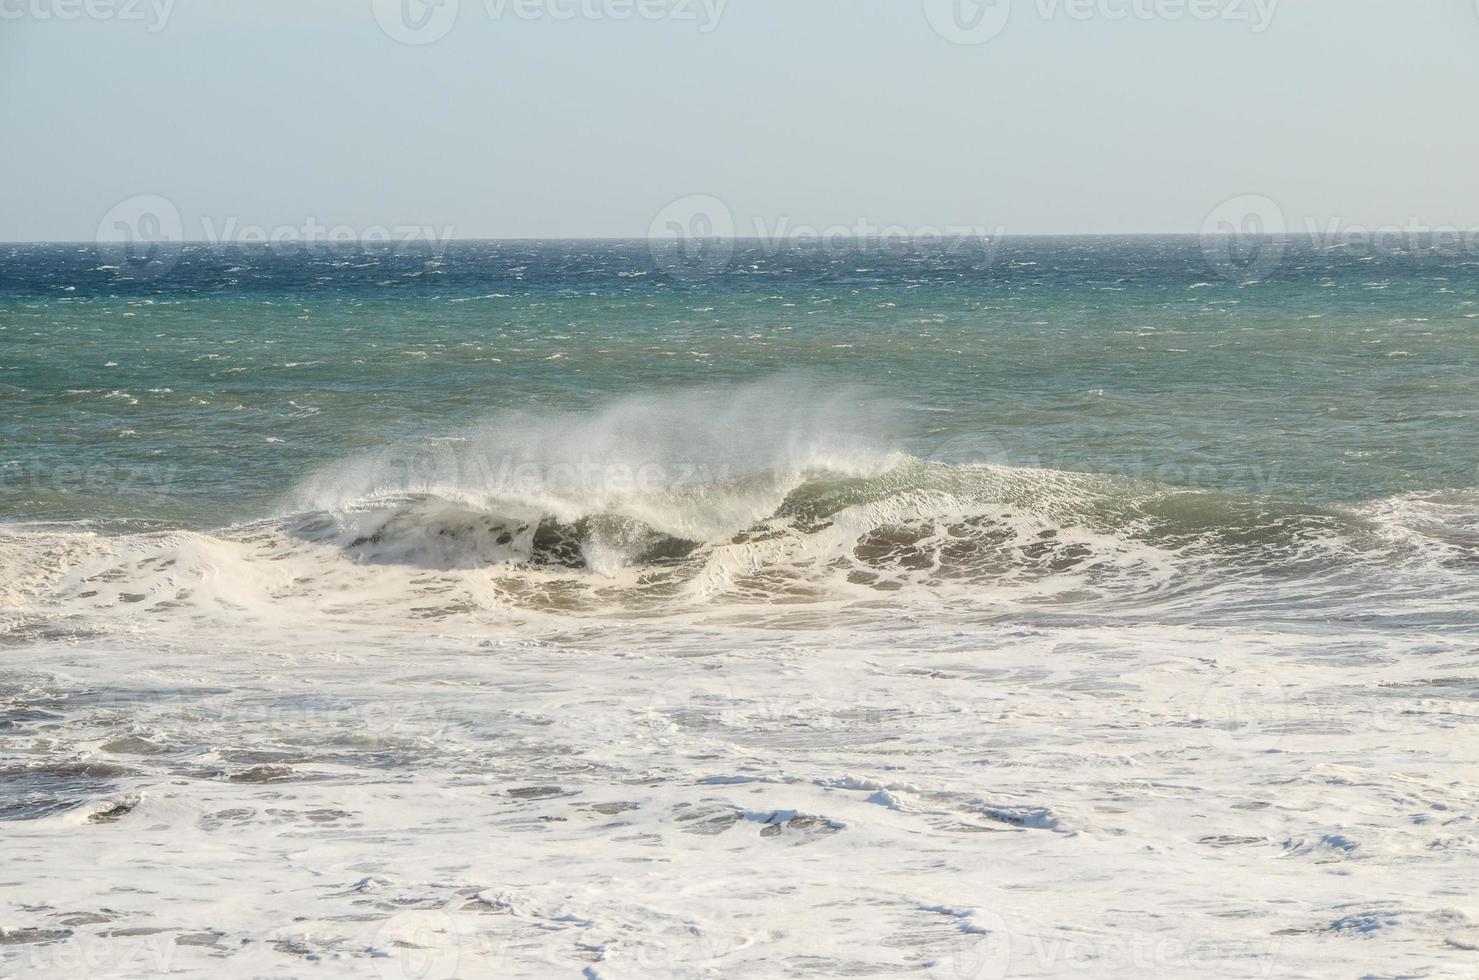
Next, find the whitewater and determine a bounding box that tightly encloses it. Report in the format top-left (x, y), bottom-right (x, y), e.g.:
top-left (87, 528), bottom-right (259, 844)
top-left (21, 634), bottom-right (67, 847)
top-left (6, 387), bottom-right (1479, 977)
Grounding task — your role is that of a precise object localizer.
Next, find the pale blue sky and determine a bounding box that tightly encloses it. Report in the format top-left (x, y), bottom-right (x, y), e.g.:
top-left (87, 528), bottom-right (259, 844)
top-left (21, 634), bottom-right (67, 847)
top-left (3, 0), bottom-right (1478, 239)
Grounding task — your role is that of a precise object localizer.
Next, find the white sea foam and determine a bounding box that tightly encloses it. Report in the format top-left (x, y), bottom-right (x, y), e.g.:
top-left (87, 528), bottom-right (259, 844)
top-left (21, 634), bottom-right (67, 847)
top-left (4, 611), bottom-right (1478, 978)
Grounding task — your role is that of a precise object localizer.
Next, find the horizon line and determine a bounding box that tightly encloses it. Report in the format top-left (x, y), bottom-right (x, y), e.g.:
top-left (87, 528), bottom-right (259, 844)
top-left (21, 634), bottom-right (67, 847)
top-left (2, 230), bottom-right (1445, 246)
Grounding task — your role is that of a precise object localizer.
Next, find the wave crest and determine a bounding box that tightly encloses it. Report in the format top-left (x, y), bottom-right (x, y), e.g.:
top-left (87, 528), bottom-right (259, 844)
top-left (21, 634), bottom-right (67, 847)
top-left (6, 379), bottom-right (1479, 633)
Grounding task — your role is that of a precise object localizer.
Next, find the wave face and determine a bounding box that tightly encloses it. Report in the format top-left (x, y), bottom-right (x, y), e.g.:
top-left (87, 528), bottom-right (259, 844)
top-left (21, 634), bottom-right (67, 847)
top-left (5, 381), bottom-right (1477, 637)
top-left (289, 378), bottom-right (904, 558)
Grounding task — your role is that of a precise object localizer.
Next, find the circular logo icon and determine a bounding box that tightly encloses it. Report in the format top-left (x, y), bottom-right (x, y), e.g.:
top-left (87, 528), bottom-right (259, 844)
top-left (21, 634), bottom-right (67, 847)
top-left (369, 910), bottom-right (465, 980)
top-left (629, 926), bottom-right (754, 973)
top-left (1193, 669), bottom-right (1290, 753)
top-left (367, 442), bottom-right (462, 497)
top-left (372, 0), bottom-right (459, 45)
top-left (95, 194), bottom-right (183, 282)
top-left (647, 194), bottom-right (736, 281)
top-left (928, 910), bottom-right (1012, 979)
top-left (923, 0), bottom-right (1012, 45)
top-left (641, 680), bottom-right (740, 751)
top-left (1199, 194), bottom-right (1287, 282)
top-left (925, 427), bottom-right (1011, 469)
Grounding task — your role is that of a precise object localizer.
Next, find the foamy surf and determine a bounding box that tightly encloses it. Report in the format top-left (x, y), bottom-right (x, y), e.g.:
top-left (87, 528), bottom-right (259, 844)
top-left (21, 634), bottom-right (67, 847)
top-left (4, 448), bottom-right (1475, 637)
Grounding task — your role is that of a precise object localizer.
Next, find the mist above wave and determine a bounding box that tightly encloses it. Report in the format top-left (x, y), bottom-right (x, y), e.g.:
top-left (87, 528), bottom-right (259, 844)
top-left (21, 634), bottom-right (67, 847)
top-left (289, 379), bottom-right (903, 545)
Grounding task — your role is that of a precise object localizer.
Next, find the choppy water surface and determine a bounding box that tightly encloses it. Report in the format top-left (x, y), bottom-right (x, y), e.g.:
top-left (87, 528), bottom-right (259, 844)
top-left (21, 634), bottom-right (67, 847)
top-left (3, 239), bottom-right (1479, 978)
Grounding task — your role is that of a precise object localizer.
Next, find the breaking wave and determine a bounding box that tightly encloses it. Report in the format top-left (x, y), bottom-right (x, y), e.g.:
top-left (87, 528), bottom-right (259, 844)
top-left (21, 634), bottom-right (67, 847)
top-left (4, 460), bottom-right (1478, 635)
top-left (3, 382), bottom-right (1478, 635)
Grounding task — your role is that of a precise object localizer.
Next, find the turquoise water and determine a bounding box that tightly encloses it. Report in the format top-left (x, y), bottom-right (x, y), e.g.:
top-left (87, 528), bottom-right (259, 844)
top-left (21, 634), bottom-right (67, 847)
top-left (4, 237), bottom-right (1478, 529)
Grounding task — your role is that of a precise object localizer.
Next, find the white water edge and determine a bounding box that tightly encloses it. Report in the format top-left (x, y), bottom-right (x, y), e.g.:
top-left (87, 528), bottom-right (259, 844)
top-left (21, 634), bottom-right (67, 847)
top-left (4, 613), bottom-right (1479, 979)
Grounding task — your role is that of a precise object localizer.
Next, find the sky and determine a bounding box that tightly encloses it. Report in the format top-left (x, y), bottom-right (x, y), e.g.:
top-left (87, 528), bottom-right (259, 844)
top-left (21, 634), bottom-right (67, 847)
top-left (2, 0), bottom-right (1478, 240)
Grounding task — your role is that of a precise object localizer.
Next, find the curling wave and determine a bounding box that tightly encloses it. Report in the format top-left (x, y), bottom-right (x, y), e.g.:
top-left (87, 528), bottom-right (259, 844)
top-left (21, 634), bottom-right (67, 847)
top-left (5, 456), bottom-right (1478, 638)
top-left (4, 380), bottom-right (1478, 634)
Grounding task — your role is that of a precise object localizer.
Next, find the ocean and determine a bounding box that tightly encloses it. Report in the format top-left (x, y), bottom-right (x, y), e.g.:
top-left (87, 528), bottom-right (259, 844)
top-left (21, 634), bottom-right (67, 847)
top-left (3, 237), bottom-right (1478, 977)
